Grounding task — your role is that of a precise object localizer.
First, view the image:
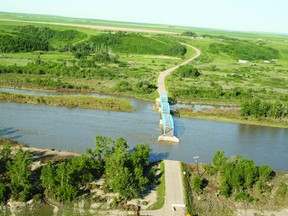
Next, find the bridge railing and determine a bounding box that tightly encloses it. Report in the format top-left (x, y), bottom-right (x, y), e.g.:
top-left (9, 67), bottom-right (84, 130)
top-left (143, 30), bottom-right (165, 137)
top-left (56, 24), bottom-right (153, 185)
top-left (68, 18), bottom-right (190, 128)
top-left (159, 93), bottom-right (175, 137)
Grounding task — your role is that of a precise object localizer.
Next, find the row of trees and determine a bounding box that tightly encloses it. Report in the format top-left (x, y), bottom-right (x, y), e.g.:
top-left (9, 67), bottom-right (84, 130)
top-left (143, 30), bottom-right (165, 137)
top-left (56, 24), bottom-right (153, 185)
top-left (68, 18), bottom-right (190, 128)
top-left (0, 59), bottom-right (118, 79)
top-left (0, 136), bottom-right (154, 204)
top-left (171, 84), bottom-right (254, 101)
top-left (241, 99), bottom-right (287, 119)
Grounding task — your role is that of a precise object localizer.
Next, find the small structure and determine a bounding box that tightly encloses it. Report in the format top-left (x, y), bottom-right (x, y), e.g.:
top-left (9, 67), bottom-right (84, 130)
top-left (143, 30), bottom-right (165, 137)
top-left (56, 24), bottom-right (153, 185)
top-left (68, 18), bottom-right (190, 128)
top-left (238, 60), bottom-right (249, 64)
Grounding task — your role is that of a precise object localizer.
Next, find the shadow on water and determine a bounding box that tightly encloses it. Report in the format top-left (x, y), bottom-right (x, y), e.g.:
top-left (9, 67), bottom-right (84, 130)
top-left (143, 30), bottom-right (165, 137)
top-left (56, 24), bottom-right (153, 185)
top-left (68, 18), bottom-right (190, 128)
top-left (1, 128), bottom-right (22, 140)
top-left (173, 117), bottom-right (185, 138)
top-left (149, 152), bottom-right (169, 162)
top-left (1, 127), bottom-right (20, 136)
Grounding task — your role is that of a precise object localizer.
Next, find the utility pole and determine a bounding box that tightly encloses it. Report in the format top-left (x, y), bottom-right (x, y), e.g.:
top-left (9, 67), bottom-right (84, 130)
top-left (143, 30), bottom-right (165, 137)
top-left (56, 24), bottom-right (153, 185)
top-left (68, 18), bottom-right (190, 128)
top-left (193, 156), bottom-right (199, 176)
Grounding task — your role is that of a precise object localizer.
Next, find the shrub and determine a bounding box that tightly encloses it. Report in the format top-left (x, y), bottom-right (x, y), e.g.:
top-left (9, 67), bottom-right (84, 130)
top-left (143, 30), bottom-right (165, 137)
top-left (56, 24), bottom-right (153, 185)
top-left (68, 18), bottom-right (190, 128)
top-left (192, 176), bottom-right (203, 194)
top-left (234, 192), bottom-right (253, 202)
top-left (175, 65), bottom-right (200, 78)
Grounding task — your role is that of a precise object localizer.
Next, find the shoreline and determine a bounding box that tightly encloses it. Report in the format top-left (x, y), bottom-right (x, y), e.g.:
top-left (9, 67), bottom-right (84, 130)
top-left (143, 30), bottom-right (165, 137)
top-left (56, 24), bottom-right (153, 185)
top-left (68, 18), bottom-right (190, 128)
top-left (0, 138), bottom-right (80, 164)
top-left (0, 91), bottom-right (134, 112)
top-left (177, 111), bottom-right (288, 129)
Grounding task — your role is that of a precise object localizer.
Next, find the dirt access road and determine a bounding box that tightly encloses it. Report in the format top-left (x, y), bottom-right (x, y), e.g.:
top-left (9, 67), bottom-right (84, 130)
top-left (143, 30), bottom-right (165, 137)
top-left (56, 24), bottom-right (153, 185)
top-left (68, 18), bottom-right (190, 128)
top-left (157, 43), bottom-right (201, 94)
top-left (142, 160), bottom-right (186, 216)
top-left (0, 18), bottom-right (178, 35)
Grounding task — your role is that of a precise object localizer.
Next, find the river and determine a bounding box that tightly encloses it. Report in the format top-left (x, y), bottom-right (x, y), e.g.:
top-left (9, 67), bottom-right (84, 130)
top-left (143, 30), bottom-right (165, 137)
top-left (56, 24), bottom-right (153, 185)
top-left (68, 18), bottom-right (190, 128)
top-left (1, 88), bottom-right (287, 172)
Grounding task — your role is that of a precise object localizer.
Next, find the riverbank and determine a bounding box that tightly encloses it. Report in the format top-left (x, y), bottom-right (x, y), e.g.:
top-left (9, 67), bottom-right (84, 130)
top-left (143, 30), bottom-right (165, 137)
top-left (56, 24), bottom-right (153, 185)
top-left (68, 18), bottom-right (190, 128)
top-left (0, 138), bottom-right (80, 164)
top-left (0, 91), bottom-right (134, 112)
top-left (175, 107), bottom-right (288, 129)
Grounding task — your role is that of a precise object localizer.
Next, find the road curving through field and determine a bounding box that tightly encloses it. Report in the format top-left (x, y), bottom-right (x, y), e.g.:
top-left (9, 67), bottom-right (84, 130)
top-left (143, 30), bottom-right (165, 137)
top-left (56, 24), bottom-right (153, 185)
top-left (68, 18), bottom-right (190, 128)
top-left (157, 43), bottom-right (201, 95)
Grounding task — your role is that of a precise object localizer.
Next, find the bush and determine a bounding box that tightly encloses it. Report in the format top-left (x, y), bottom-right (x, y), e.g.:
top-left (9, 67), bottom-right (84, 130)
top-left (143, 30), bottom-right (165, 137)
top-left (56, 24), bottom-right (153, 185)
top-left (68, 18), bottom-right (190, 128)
top-left (192, 176), bottom-right (203, 194)
top-left (182, 31), bottom-right (197, 37)
top-left (277, 183), bottom-right (288, 197)
top-left (234, 192), bottom-right (253, 202)
top-left (175, 65), bottom-right (200, 78)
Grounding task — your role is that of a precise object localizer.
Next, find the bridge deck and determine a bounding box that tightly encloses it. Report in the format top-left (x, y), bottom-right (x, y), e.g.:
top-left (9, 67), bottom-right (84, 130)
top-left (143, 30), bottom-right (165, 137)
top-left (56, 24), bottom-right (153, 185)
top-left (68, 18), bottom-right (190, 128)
top-left (159, 94), bottom-right (174, 137)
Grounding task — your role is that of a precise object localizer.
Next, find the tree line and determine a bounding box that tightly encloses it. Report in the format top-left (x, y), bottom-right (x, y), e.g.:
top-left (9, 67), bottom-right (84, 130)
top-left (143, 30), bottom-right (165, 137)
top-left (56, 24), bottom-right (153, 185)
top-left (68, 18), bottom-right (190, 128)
top-left (171, 84), bottom-right (255, 101)
top-left (0, 136), bottom-right (154, 204)
top-left (0, 25), bottom-right (187, 57)
top-left (0, 25), bottom-right (86, 53)
top-left (88, 32), bottom-right (187, 57)
top-left (241, 99), bottom-right (287, 119)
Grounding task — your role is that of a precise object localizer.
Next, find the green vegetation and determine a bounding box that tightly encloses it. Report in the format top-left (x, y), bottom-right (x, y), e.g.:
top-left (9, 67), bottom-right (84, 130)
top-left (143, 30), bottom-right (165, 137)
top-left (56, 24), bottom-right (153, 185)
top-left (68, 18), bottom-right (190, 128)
top-left (175, 106), bottom-right (288, 128)
top-left (0, 92), bottom-right (133, 112)
top-left (0, 22), bottom-right (186, 100)
top-left (167, 34), bottom-right (288, 112)
top-left (0, 13), bottom-right (287, 127)
top-left (211, 151), bottom-right (270, 198)
top-left (0, 25), bottom-right (87, 52)
top-left (182, 31), bottom-right (197, 37)
top-left (183, 151), bottom-right (288, 216)
top-left (191, 175), bottom-right (204, 194)
top-left (0, 136), bottom-right (155, 204)
top-left (0, 143), bottom-right (33, 203)
top-left (241, 99), bottom-right (287, 119)
top-left (209, 42), bottom-right (279, 60)
top-left (89, 32), bottom-right (187, 56)
top-left (148, 161), bottom-right (165, 210)
top-left (174, 65), bottom-right (200, 78)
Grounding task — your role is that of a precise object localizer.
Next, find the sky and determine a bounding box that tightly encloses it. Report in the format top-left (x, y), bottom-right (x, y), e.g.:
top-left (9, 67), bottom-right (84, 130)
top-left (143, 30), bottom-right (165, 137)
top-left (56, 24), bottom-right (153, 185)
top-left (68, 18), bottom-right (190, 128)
top-left (1, 0), bottom-right (288, 34)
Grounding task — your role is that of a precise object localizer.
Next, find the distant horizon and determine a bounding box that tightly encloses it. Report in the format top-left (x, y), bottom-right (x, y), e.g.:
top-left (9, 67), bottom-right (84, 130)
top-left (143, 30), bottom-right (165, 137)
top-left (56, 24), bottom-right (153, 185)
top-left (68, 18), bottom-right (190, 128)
top-left (1, 0), bottom-right (288, 35)
top-left (1, 11), bottom-right (288, 37)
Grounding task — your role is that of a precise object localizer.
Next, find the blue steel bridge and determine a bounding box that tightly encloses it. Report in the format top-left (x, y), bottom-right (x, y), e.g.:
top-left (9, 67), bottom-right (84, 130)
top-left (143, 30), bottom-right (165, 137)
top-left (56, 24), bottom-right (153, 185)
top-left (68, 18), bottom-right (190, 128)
top-left (159, 94), bottom-right (174, 137)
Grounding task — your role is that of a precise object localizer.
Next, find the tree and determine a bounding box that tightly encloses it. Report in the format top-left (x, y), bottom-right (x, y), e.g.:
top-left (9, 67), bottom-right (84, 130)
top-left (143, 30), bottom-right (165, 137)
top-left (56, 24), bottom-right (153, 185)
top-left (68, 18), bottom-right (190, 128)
top-left (212, 151), bottom-right (227, 171)
top-left (175, 65), bottom-right (200, 78)
top-left (259, 165), bottom-right (272, 181)
top-left (182, 31), bottom-right (197, 37)
top-left (130, 144), bottom-right (152, 189)
top-left (7, 147), bottom-right (33, 201)
top-left (0, 142), bottom-right (11, 173)
top-left (41, 164), bottom-right (56, 193)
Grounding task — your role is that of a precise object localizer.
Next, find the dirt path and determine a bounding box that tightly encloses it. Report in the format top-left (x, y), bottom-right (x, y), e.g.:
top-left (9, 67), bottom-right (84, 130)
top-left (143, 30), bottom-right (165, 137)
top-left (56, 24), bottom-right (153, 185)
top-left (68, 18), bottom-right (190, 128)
top-left (157, 44), bottom-right (201, 94)
top-left (0, 18), bottom-right (178, 34)
top-left (141, 160), bottom-right (186, 216)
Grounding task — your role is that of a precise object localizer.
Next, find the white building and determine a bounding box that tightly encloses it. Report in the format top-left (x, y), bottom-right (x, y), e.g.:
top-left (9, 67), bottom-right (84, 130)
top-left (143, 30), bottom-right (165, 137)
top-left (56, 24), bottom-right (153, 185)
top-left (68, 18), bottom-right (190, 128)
top-left (238, 60), bottom-right (249, 64)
